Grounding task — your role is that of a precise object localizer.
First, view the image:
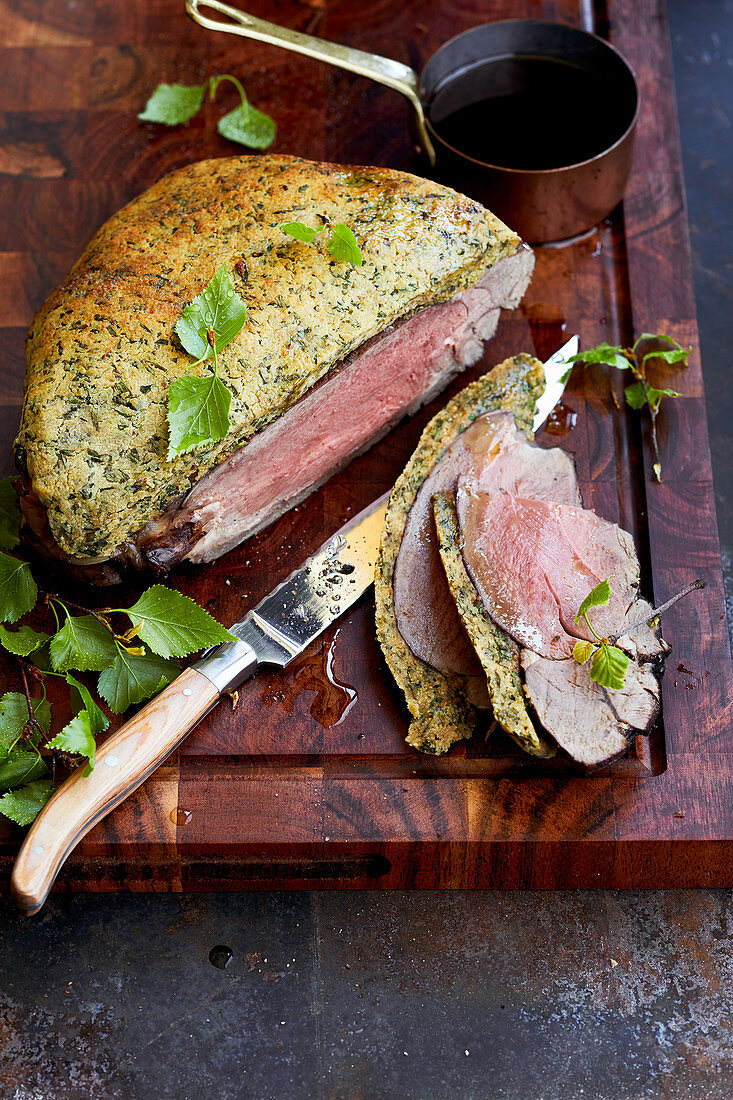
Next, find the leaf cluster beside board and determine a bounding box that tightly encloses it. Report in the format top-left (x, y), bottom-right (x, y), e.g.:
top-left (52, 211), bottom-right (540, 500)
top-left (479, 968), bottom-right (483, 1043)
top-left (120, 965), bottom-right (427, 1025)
top-left (0, 484), bottom-right (233, 825)
top-left (567, 333), bottom-right (689, 482)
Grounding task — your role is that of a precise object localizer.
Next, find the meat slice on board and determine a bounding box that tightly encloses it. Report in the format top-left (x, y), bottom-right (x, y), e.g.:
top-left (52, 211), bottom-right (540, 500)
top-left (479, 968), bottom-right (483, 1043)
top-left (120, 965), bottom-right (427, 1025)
top-left (393, 409), bottom-right (579, 699)
top-left (522, 650), bottom-right (660, 766)
top-left (456, 489), bottom-right (641, 660)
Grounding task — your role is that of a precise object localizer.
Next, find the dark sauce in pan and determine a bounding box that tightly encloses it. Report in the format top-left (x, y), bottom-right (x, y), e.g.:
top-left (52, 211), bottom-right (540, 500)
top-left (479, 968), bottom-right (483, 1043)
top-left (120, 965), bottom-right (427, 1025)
top-left (430, 56), bottom-right (628, 170)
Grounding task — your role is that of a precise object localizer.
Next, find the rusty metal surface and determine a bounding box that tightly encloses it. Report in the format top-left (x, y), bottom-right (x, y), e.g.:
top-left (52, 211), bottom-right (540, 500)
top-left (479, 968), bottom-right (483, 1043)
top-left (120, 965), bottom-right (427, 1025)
top-left (0, 890), bottom-right (731, 1098)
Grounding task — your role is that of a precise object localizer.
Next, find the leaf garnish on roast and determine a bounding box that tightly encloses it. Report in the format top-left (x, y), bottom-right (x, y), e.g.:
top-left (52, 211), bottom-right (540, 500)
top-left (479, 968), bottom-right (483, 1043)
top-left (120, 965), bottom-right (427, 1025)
top-left (168, 264), bottom-right (246, 457)
top-left (572, 578), bottom-right (630, 690)
top-left (281, 220), bottom-right (363, 266)
top-left (571, 576), bottom-right (705, 692)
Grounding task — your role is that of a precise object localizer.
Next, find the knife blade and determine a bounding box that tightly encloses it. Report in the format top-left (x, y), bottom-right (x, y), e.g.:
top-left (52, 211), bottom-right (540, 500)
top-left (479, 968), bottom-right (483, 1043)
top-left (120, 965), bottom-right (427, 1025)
top-left (191, 492), bottom-right (388, 693)
top-left (533, 335), bottom-right (579, 432)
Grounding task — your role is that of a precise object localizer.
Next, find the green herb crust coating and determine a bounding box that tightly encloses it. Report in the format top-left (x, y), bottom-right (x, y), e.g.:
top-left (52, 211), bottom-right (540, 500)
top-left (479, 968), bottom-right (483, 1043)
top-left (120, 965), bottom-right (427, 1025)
top-left (374, 353), bottom-right (545, 755)
top-left (431, 491), bottom-right (555, 759)
top-left (16, 154), bottom-right (519, 560)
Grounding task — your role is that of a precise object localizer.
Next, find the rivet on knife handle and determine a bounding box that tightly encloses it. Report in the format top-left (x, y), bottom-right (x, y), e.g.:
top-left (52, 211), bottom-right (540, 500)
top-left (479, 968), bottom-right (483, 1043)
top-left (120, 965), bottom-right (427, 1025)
top-left (10, 668), bottom-right (221, 917)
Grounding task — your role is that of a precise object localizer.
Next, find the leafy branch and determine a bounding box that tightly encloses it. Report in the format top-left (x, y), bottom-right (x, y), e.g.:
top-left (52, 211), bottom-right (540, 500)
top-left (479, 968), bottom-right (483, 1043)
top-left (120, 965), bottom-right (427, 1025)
top-left (572, 579), bottom-right (630, 690)
top-left (567, 333), bottom-right (689, 482)
top-left (0, 479), bottom-right (234, 826)
top-left (572, 577), bottom-right (705, 689)
top-left (139, 73), bottom-right (276, 150)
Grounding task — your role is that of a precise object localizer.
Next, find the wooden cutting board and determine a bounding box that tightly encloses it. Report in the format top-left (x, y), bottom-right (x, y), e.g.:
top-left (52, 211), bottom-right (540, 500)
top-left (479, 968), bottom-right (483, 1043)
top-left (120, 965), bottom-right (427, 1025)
top-left (0, 0), bottom-right (731, 892)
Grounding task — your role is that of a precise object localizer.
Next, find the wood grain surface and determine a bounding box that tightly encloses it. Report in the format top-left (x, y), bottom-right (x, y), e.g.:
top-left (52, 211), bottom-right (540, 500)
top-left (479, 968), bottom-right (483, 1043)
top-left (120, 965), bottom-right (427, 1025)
top-left (0, 0), bottom-right (731, 892)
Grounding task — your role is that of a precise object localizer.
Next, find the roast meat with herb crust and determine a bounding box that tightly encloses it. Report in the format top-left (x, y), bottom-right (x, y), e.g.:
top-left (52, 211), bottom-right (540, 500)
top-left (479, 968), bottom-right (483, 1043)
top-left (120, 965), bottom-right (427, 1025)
top-left (15, 154), bottom-right (532, 580)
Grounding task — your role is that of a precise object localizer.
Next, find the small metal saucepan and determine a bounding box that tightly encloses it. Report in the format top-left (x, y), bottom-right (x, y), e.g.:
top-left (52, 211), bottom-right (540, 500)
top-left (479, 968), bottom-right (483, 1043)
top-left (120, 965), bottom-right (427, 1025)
top-left (185, 1), bottom-right (639, 243)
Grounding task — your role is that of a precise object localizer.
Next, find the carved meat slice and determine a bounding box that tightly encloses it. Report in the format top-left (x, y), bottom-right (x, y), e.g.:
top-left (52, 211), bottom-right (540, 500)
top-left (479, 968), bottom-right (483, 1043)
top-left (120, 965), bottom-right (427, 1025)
top-left (456, 489), bottom-right (640, 659)
top-left (393, 410), bottom-right (580, 689)
top-left (522, 650), bottom-right (660, 766)
top-left (432, 490), bottom-right (555, 758)
top-left (375, 353), bottom-right (547, 755)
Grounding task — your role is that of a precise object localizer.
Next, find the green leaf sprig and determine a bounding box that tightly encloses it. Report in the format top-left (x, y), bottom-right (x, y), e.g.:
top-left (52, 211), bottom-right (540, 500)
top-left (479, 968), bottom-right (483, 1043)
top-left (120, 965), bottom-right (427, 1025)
top-left (566, 333), bottom-right (689, 483)
top-left (572, 580), bottom-right (630, 690)
top-left (572, 577), bottom-right (706, 690)
top-left (168, 264), bottom-right (248, 458)
top-left (281, 220), bottom-right (363, 267)
top-left (0, 485), bottom-right (235, 825)
top-left (139, 74), bottom-right (276, 150)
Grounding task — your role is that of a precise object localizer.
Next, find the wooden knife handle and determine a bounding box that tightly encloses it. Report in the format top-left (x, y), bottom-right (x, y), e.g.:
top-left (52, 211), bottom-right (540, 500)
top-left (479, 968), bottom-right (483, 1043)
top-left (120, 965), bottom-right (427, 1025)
top-left (11, 667), bottom-right (220, 916)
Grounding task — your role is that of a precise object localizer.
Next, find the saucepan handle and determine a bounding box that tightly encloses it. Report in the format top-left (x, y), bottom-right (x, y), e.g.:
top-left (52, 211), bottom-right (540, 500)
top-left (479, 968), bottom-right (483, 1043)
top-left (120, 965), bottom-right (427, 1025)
top-left (11, 667), bottom-right (221, 917)
top-left (184, 0), bottom-right (436, 164)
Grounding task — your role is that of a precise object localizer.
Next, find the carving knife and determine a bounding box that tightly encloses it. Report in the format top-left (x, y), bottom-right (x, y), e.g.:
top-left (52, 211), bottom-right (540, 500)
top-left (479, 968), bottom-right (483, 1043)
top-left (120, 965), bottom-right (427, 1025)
top-left (11, 338), bottom-right (578, 915)
top-left (533, 334), bottom-right (578, 431)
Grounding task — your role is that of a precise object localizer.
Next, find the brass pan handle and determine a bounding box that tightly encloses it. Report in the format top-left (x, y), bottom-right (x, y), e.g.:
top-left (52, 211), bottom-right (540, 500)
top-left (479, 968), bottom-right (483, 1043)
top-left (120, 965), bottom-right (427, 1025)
top-left (184, 0), bottom-right (436, 164)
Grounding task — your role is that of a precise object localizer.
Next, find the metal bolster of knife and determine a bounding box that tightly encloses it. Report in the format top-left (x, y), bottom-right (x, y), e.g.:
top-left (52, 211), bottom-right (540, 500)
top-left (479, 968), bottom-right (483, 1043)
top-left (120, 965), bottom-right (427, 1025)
top-left (191, 613), bottom-right (296, 694)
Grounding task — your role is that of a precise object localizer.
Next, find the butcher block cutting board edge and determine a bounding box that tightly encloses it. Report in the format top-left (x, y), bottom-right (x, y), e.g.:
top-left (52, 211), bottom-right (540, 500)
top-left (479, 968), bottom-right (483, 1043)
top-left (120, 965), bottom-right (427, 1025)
top-left (0, 0), bottom-right (731, 892)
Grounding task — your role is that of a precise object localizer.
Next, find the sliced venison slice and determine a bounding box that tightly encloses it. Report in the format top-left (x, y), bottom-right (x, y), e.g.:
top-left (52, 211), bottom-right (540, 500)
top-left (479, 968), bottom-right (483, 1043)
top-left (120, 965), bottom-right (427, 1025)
top-left (432, 490), bottom-right (555, 758)
top-left (457, 488), bottom-right (640, 659)
top-left (522, 650), bottom-right (660, 766)
top-left (393, 410), bottom-right (580, 686)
